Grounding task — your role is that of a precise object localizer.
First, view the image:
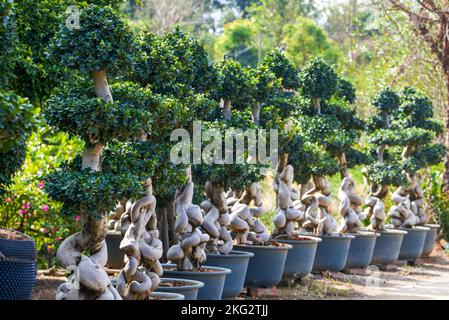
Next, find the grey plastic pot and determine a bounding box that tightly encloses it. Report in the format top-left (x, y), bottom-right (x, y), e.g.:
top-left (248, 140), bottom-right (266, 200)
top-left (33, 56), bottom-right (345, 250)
top-left (344, 231), bottom-right (379, 269)
top-left (398, 226), bottom-right (429, 261)
top-left (162, 265), bottom-right (231, 300)
top-left (150, 292), bottom-right (185, 300)
top-left (205, 250), bottom-right (254, 299)
top-left (371, 229), bottom-right (407, 265)
top-left (155, 278), bottom-right (204, 300)
top-left (422, 224), bottom-right (439, 257)
top-left (233, 244), bottom-right (291, 288)
top-left (276, 236), bottom-right (321, 278)
top-left (105, 231), bottom-right (125, 269)
top-left (312, 234), bottom-right (355, 272)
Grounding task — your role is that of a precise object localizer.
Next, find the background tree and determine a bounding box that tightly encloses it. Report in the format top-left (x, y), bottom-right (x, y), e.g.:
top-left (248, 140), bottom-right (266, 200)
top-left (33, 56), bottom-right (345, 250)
top-left (381, 0), bottom-right (449, 193)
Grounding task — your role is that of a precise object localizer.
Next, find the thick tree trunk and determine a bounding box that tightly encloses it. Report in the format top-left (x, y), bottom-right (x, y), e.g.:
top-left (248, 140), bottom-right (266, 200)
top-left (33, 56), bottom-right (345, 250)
top-left (222, 98), bottom-right (232, 121)
top-left (252, 101), bottom-right (260, 125)
top-left (337, 152), bottom-right (348, 180)
top-left (91, 70), bottom-right (113, 103)
top-left (82, 144), bottom-right (105, 171)
top-left (156, 202), bottom-right (176, 262)
top-left (313, 98), bottom-right (321, 115)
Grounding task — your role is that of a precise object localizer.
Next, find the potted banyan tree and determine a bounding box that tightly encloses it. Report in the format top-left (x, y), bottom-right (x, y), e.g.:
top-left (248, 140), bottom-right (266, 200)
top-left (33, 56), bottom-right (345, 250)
top-left (45, 5), bottom-right (186, 300)
top-left (252, 49), bottom-right (322, 280)
top-left (387, 87), bottom-right (445, 262)
top-left (323, 76), bottom-right (379, 270)
top-left (363, 88), bottom-right (408, 267)
top-left (0, 1), bottom-right (37, 300)
top-left (294, 58), bottom-right (355, 273)
top-left (203, 56), bottom-right (290, 292)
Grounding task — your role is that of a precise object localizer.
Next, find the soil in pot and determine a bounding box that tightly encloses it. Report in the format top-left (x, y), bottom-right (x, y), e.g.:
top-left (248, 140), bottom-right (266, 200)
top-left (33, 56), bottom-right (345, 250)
top-left (0, 229), bottom-right (37, 300)
top-left (276, 236), bottom-right (321, 279)
top-left (205, 250), bottom-right (254, 299)
top-left (312, 234), bottom-right (354, 273)
top-left (155, 277), bottom-right (204, 300)
top-left (233, 243), bottom-right (291, 288)
top-left (162, 265), bottom-right (231, 300)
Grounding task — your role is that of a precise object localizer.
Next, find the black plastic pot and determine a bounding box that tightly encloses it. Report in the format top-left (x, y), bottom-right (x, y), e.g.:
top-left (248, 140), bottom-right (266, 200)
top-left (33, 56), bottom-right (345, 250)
top-left (0, 230), bottom-right (37, 300)
top-left (277, 236), bottom-right (321, 279)
top-left (205, 250), bottom-right (254, 299)
top-left (344, 231), bottom-right (379, 269)
top-left (312, 234), bottom-right (354, 272)
top-left (398, 226), bottom-right (429, 261)
top-left (422, 224), bottom-right (439, 257)
top-left (105, 231), bottom-right (125, 269)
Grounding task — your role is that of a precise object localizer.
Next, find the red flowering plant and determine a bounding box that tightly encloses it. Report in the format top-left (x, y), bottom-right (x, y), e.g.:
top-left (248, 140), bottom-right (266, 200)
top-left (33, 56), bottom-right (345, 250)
top-left (0, 127), bottom-right (82, 268)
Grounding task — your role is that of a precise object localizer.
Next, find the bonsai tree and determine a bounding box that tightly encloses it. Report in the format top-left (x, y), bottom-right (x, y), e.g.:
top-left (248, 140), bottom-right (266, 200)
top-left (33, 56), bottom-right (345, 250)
top-left (45, 5), bottom-right (163, 300)
top-left (129, 29), bottom-right (218, 257)
top-left (388, 87), bottom-right (445, 228)
top-left (261, 48), bottom-right (300, 96)
top-left (363, 88), bottom-right (407, 231)
top-left (294, 58), bottom-right (367, 235)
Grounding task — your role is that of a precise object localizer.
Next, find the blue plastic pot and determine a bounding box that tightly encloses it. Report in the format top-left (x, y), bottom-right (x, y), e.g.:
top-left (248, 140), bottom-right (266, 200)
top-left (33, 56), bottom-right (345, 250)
top-left (105, 231), bottom-right (125, 269)
top-left (233, 244), bottom-right (291, 288)
top-left (205, 250), bottom-right (254, 299)
top-left (150, 292), bottom-right (185, 300)
top-left (0, 231), bottom-right (37, 300)
top-left (422, 224), bottom-right (439, 257)
top-left (344, 231), bottom-right (379, 269)
top-left (155, 278), bottom-right (204, 300)
top-left (398, 226), bottom-right (429, 261)
top-left (371, 229), bottom-right (407, 265)
top-left (276, 236), bottom-right (321, 278)
top-left (162, 265), bottom-right (230, 300)
top-left (312, 234), bottom-right (354, 272)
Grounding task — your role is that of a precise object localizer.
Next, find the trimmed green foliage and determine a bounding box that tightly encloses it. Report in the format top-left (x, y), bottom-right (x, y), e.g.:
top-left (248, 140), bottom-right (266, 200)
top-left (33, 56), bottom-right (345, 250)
top-left (0, 90), bottom-right (34, 196)
top-left (48, 5), bottom-right (136, 73)
top-left (261, 48), bottom-right (300, 91)
top-left (299, 58), bottom-right (338, 101)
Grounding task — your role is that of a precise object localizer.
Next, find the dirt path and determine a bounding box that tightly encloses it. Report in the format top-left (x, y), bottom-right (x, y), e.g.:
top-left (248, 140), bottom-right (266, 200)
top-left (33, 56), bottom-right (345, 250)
top-left (254, 247), bottom-right (449, 300)
top-left (32, 248), bottom-right (449, 300)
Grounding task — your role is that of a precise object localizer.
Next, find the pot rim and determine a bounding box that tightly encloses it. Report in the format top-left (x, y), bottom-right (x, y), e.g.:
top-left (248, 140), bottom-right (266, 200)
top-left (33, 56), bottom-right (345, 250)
top-left (348, 230), bottom-right (380, 238)
top-left (398, 226), bottom-right (430, 232)
top-left (206, 250), bottom-right (255, 258)
top-left (233, 243), bottom-right (293, 250)
top-left (149, 292), bottom-right (185, 300)
top-left (379, 229), bottom-right (408, 235)
top-left (424, 224), bottom-right (440, 229)
top-left (275, 236), bottom-right (322, 244)
top-left (163, 265), bottom-right (232, 275)
top-left (319, 233), bottom-right (355, 240)
top-left (0, 228), bottom-right (34, 242)
top-left (106, 230), bottom-right (122, 236)
top-left (159, 277), bottom-right (204, 289)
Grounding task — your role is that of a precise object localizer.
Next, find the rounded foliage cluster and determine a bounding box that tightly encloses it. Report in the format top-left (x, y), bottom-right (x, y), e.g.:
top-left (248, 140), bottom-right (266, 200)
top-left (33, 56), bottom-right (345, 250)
top-left (261, 49), bottom-right (300, 91)
top-left (45, 82), bottom-right (154, 144)
top-left (299, 58), bottom-right (338, 101)
top-left (48, 5), bottom-right (136, 73)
